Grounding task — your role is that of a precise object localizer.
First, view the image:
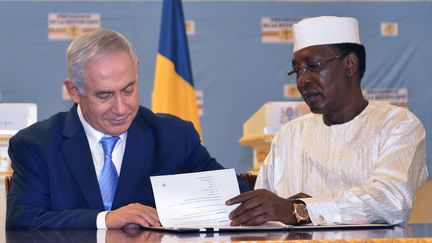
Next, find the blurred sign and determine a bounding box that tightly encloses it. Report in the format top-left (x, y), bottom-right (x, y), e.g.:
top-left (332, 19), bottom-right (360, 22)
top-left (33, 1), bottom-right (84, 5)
top-left (195, 90), bottom-right (204, 116)
top-left (48, 13), bottom-right (100, 40)
top-left (381, 22), bottom-right (398, 37)
top-left (261, 17), bottom-right (300, 43)
top-left (185, 20), bottom-right (195, 35)
top-left (284, 84), bottom-right (301, 98)
top-left (0, 103), bottom-right (37, 173)
top-left (363, 88), bottom-right (408, 108)
top-left (0, 103), bottom-right (37, 134)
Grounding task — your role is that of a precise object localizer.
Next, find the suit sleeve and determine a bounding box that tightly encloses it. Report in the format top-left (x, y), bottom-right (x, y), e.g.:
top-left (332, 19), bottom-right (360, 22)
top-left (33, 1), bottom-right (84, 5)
top-left (183, 121), bottom-right (251, 193)
top-left (6, 135), bottom-right (100, 230)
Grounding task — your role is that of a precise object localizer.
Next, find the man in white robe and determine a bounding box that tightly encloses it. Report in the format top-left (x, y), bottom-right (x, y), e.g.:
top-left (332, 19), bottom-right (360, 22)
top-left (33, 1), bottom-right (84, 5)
top-left (226, 16), bottom-right (428, 226)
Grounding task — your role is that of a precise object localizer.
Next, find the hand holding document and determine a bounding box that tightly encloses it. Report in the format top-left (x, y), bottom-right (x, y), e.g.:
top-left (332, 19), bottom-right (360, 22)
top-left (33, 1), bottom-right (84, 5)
top-left (150, 169), bottom-right (239, 228)
top-left (149, 169), bottom-right (393, 233)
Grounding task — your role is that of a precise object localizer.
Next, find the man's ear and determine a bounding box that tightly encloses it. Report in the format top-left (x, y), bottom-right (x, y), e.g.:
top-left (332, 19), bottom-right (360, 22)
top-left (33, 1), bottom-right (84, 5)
top-left (64, 80), bottom-right (81, 104)
top-left (344, 52), bottom-right (359, 78)
top-left (135, 60), bottom-right (140, 74)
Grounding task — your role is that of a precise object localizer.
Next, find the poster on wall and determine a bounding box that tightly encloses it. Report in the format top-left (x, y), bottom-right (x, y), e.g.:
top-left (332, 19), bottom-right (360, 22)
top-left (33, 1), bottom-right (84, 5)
top-left (381, 22), bottom-right (398, 37)
top-left (48, 13), bottom-right (101, 40)
top-left (261, 17), bottom-right (300, 44)
top-left (185, 20), bottom-right (195, 35)
top-left (196, 90), bottom-right (204, 116)
top-left (363, 88), bottom-right (408, 108)
top-left (283, 84), bottom-right (302, 98)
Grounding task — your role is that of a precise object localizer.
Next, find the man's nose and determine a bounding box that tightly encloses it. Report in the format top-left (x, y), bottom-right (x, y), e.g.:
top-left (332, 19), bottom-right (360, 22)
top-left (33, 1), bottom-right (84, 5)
top-left (112, 95), bottom-right (127, 114)
top-left (296, 71), bottom-right (312, 91)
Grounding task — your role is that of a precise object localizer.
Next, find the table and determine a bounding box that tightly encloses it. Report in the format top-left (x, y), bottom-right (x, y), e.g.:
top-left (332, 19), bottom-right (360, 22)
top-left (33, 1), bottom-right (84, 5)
top-left (4, 224), bottom-right (432, 242)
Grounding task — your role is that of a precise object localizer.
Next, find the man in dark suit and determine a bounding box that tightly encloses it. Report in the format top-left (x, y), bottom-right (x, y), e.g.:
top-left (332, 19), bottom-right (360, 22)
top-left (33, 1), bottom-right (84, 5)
top-left (6, 29), bottom-right (250, 230)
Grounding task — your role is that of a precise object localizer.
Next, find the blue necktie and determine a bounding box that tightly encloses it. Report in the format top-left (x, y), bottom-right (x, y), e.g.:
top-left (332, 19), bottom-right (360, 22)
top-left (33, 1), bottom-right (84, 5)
top-left (99, 136), bottom-right (120, 211)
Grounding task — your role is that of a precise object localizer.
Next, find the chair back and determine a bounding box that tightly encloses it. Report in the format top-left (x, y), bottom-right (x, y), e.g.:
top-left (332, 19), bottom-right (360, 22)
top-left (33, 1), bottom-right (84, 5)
top-left (5, 175), bottom-right (12, 196)
top-left (240, 173), bottom-right (257, 189)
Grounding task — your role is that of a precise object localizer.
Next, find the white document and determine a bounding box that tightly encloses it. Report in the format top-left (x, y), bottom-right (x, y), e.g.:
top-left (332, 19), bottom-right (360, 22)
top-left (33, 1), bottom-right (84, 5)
top-left (149, 169), bottom-right (394, 233)
top-left (150, 169), bottom-right (240, 228)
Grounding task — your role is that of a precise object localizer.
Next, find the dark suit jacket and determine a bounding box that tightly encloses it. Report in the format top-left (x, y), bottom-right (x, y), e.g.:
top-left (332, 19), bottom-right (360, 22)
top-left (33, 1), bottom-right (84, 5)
top-left (6, 105), bottom-right (250, 230)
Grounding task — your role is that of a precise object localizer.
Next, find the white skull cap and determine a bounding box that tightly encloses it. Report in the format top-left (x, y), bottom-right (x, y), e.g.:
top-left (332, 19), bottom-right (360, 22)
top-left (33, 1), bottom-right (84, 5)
top-left (293, 16), bottom-right (361, 53)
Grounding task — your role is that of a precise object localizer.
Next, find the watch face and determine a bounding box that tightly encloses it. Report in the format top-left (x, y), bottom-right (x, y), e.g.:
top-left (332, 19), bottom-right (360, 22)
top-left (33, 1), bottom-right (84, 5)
top-left (294, 203), bottom-right (309, 223)
top-left (295, 204), bottom-right (309, 218)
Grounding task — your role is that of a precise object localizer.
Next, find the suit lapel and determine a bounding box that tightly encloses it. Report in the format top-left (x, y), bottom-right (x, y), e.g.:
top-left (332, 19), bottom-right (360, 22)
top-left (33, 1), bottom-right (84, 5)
top-left (60, 106), bottom-right (104, 210)
top-left (112, 120), bottom-right (154, 209)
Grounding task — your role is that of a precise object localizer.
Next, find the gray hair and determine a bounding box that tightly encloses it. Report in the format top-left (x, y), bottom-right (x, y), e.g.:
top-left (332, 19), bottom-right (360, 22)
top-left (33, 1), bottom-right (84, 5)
top-left (66, 28), bottom-right (139, 94)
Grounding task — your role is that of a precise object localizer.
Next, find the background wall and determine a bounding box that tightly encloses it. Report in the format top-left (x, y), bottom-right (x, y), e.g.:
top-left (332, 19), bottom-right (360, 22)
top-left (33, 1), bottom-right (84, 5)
top-left (0, 0), bottom-right (431, 175)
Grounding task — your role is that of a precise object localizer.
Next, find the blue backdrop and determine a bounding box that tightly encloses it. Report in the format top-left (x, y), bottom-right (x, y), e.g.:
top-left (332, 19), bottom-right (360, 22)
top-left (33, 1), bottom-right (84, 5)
top-left (0, 1), bottom-right (430, 175)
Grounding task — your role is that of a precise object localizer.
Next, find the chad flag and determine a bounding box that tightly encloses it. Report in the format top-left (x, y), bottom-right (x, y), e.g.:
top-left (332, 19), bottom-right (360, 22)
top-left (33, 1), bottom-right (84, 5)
top-left (152, 0), bottom-right (202, 139)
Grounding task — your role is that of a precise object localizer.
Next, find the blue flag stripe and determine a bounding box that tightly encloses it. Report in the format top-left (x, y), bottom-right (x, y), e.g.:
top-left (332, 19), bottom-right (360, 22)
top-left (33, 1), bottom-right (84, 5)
top-left (158, 0), bottom-right (194, 87)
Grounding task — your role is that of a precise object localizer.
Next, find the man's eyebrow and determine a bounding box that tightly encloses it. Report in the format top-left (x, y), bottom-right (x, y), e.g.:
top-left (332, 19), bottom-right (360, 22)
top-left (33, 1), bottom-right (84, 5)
top-left (94, 90), bottom-right (114, 96)
top-left (292, 56), bottom-right (318, 65)
top-left (292, 59), bottom-right (301, 66)
top-left (121, 81), bottom-right (136, 91)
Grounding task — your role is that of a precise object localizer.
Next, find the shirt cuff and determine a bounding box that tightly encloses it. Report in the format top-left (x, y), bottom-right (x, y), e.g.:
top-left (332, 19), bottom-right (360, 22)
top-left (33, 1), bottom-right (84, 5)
top-left (97, 211), bottom-right (108, 229)
top-left (301, 197), bottom-right (340, 225)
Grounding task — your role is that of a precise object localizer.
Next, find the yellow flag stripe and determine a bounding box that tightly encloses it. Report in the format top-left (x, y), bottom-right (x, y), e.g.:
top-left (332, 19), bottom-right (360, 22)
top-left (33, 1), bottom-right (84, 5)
top-left (152, 54), bottom-right (202, 139)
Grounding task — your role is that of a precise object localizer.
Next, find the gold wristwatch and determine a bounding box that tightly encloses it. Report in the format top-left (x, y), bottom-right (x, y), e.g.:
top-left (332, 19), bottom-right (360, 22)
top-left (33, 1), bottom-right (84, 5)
top-left (292, 200), bottom-right (310, 225)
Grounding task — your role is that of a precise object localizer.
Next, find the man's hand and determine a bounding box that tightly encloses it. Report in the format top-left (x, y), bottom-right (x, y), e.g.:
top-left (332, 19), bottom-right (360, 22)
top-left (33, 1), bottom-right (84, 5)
top-left (226, 189), bottom-right (298, 226)
top-left (105, 203), bottom-right (161, 229)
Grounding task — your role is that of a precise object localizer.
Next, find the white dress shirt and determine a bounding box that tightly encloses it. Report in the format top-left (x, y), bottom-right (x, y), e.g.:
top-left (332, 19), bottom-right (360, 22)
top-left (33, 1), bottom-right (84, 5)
top-left (255, 103), bottom-right (428, 225)
top-left (77, 105), bottom-right (127, 229)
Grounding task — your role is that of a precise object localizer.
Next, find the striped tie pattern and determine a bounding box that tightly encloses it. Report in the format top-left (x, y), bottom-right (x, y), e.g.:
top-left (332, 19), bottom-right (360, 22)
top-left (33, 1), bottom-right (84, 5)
top-left (99, 136), bottom-right (120, 211)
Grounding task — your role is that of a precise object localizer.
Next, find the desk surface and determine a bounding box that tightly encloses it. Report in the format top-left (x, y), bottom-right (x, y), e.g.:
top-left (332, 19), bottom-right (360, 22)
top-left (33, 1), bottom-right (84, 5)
top-left (3, 224), bottom-right (432, 243)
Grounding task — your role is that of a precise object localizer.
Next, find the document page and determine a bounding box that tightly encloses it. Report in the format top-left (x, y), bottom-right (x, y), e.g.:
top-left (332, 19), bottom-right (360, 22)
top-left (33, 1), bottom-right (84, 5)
top-left (150, 169), bottom-right (240, 228)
